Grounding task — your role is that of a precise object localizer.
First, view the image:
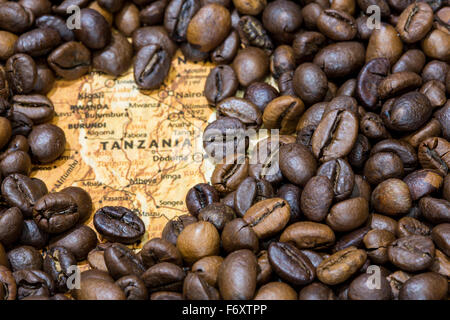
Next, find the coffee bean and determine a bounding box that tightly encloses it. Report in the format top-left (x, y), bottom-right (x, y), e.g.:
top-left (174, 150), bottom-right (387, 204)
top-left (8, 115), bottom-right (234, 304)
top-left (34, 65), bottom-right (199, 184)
top-left (276, 184), bottom-right (301, 223)
top-left (326, 197), bottom-right (369, 232)
top-left (47, 41), bottom-right (91, 80)
top-left (314, 42), bottom-right (365, 78)
top-left (279, 143), bottom-right (317, 186)
top-left (232, 47), bottom-right (269, 87)
top-left (317, 9), bottom-right (357, 41)
top-left (13, 269), bottom-right (54, 300)
top-left (6, 54), bottom-right (37, 95)
top-left (418, 137), bottom-right (450, 176)
top-left (11, 94), bottom-right (54, 124)
top-left (134, 44), bottom-right (171, 90)
top-left (142, 262), bottom-right (186, 292)
top-left (217, 97), bottom-right (262, 128)
top-left (263, 96), bottom-right (305, 134)
top-left (348, 272), bottom-right (392, 300)
top-left (270, 45), bottom-right (295, 79)
top-left (0, 207), bottom-right (23, 246)
top-left (104, 243), bottom-right (146, 279)
top-left (293, 63), bottom-right (327, 106)
top-left (0, 31), bottom-right (18, 61)
top-left (262, 0), bottom-right (302, 43)
top-left (93, 32), bottom-right (133, 77)
top-left (205, 65), bottom-right (239, 105)
top-left (211, 30), bottom-right (240, 64)
top-left (301, 176), bottom-right (333, 222)
top-left (399, 272), bottom-right (448, 300)
top-left (280, 221), bottom-right (336, 250)
top-left (162, 214), bottom-right (197, 246)
top-left (396, 3), bottom-right (434, 43)
top-left (299, 282), bottom-right (335, 300)
top-left (396, 216), bottom-right (431, 238)
top-left (60, 186), bottom-right (93, 224)
top-left (254, 281), bottom-right (297, 300)
top-left (94, 206), bottom-right (145, 244)
top-left (164, 0), bottom-right (200, 42)
top-left (419, 197), bottom-right (450, 224)
top-left (211, 154), bottom-right (249, 193)
top-left (43, 246), bottom-right (76, 292)
top-left (116, 275), bottom-right (148, 300)
top-left (388, 235), bottom-right (435, 272)
top-left (49, 225), bottom-right (98, 261)
top-left (0, 2), bottom-right (34, 34)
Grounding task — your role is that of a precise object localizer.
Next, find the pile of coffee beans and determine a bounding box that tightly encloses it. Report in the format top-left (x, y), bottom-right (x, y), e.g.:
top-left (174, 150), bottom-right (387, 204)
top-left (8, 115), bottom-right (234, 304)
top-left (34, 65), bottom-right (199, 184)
top-left (0, 0), bottom-right (449, 300)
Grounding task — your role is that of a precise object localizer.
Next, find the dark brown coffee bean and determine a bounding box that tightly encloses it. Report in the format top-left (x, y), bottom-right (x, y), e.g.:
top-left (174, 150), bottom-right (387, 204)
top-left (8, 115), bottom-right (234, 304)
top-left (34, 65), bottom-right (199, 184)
top-left (217, 97), bottom-right (262, 128)
top-left (262, 0), bottom-right (302, 43)
top-left (301, 176), bottom-right (333, 222)
top-left (333, 226), bottom-right (371, 252)
top-left (14, 27), bottom-right (60, 57)
top-left (211, 30), bottom-right (239, 64)
top-left (33, 192), bottom-right (79, 234)
top-left (279, 143), bottom-right (317, 186)
top-left (221, 218), bottom-right (259, 253)
top-left (366, 23), bottom-right (403, 66)
top-left (326, 197), bottom-right (369, 232)
top-left (317, 158), bottom-right (355, 201)
top-left (49, 225), bottom-right (98, 261)
top-left (392, 49), bottom-right (426, 74)
top-left (399, 272), bottom-right (448, 300)
top-left (348, 273), bottom-right (392, 300)
top-left (396, 2), bottom-right (433, 43)
top-left (244, 82), bottom-right (279, 112)
top-left (280, 221), bottom-right (336, 250)
top-left (93, 32), bottom-right (133, 77)
top-left (19, 220), bottom-right (48, 250)
top-left (140, 238), bottom-right (182, 268)
top-left (0, 150), bottom-right (31, 177)
top-left (7, 246), bottom-right (42, 272)
top-left (232, 46), bottom-right (269, 87)
top-left (378, 72), bottom-right (422, 99)
top-left (356, 58), bottom-right (390, 110)
top-left (0, 265), bottom-right (16, 300)
top-left (396, 216), bottom-right (431, 238)
top-left (142, 262), bottom-right (186, 292)
top-left (115, 2), bottom-right (140, 36)
top-left (371, 178), bottom-right (412, 216)
top-left (418, 137), bottom-right (450, 176)
top-left (74, 8), bottom-right (111, 50)
top-left (116, 275), bottom-right (148, 300)
top-left (0, 207), bottom-right (23, 246)
top-left (104, 243), bottom-right (146, 279)
top-left (312, 110), bottom-right (359, 162)
top-left (205, 65), bottom-right (238, 105)
top-left (185, 183), bottom-right (219, 216)
top-left (0, 31), bottom-right (17, 61)
top-left (388, 235), bottom-right (435, 272)
top-left (164, 0), bottom-right (200, 42)
top-left (234, 177), bottom-right (273, 217)
top-left (404, 169), bottom-right (443, 201)
top-left (360, 112), bottom-right (390, 140)
top-left (422, 60), bottom-right (449, 84)
top-left (419, 197), bottom-right (450, 224)
top-left (293, 63), bottom-right (327, 106)
top-left (183, 272), bottom-right (220, 300)
top-left (134, 44), bottom-right (171, 90)
top-left (317, 246), bottom-right (367, 285)
top-left (317, 9), bottom-right (356, 41)
top-left (198, 202), bottom-right (235, 230)
top-left (218, 249), bottom-right (257, 300)
top-left (140, 0), bottom-right (167, 26)
top-left (263, 96), bottom-right (305, 134)
top-left (43, 246), bottom-right (76, 292)
top-left (132, 26), bottom-right (176, 56)
top-left (0, 2), bottom-right (34, 34)
top-left (47, 41), bottom-right (91, 80)
top-left (420, 80), bottom-right (447, 108)
top-left (13, 269), bottom-right (54, 300)
top-left (191, 255), bottom-right (223, 287)
top-left (314, 42), bottom-right (365, 78)
top-left (28, 123), bottom-right (65, 163)
top-left (211, 155), bottom-right (248, 193)
top-left (363, 229), bottom-right (396, 264)
top-left (269, 45), bottom-right (295, 79)
top-left (254, 281), bottom-right (297, 300)
top-left (299, 282), bottom-right (335, 300)
top-left (431, 223), bottom-right (450, 256)
top-left (268, 242), bottom-right (315, 285)
top-left (74, 277), bottom-right (125, 300)
top-left (60, 186), bottom-right (92, 224)
top-left (5, 54), bottom-right (37, 95)
top-left (11, 94), bottom-right (54, 124)
top-left (276, 184), bottom-right (301, 223)
top-left (364, 152), bottom-right (404, 185)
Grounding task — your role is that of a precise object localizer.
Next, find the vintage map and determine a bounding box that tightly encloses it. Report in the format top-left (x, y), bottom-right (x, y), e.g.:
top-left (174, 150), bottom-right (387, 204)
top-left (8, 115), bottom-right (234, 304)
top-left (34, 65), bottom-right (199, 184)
top-left (33, 51), bottom-right (217, 244)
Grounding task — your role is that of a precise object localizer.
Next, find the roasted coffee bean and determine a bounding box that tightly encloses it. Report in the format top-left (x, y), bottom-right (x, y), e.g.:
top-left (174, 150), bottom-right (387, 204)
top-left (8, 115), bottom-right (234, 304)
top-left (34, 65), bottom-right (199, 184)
top-left (183, 272), bottom-right (220, 300)
top-left (243, 198), bottom-right (290, 239)
top-left (187, 4), bottom-right (231, 52)
top-left (371, 139), bottom-right (418, 173)
top-left (104, 243), bottom-right (146, 279)
top-left (268, 242), bottom-right (315, 285)
top-left (211, 31), bottom-right (239, 65)
top-left (299, 282), bottom-right (335, 300)
top-left (399, 272), bottom-right (448, 300)
top-left (164, 0), bottom-right (200, 42)
top-left (180, 42), bottom-right (209, 61)
top-left (47, 41), bottom-right (91, 80)
top-left (244, 82), bottom-right (279, 112)
top-left (191, 255), bottom-right (223, 287)
top-left (211, 155), bottom-right (249, 193)
top-left (93, 32), bottom-right (133, 77)
top-left (0, 31), bottom-right (18, 61)
top-left (0, 265), bottom-right (16, 300)
top-left (279, 143), bottom-right (317, 186)
top-left (33, 192), bottom-right (79, 234)
top-left (317, 246), bottom-right (367, 285)
top-left (317, 9), bottom-right (356, 41)
top-left (326, 197), bottom-right (369, 232)
top-left (221, 218), bottom-right (259, 253)
top-left (60, 186), bottom-right (92, 224)
top-left (19, 220), bottom-right (48, 249)
top-left (420, 80), bottom-right (446, 108)
top-left (0, 150), bottom-right (31, 177)
top-left (232, 47), bottom-right (269, 87)
top-left (262, 0), bottom-right (302, 43)
top-left (0, 2), bottom-right (34, 34)
top-left (205, 65), bottom-right (239, 105)
top-left (74, 8), bottom-right (111, 50)
top-left (378, 72), bottom-right (422, 99)
top-left (366, 23), bottom-right (403, 66)
top-left (404, 169), bottom-right (443, 201)
top-left (418, 137), bottom-right (450, 176)
top-left (142, 262), bottom-right (186, 292)
top-left (333, 226), bottom-right (371, 252)
top-left (348, 273), bottom-right (392, 300)
top-left (422, 60), bottom-right (449, 84)
top-left (217, 97), bottom-right (262, 128)
top-left (422, 29), bottom-right (450, 62)
top-left (116, 275), bottom-right (148, 300)
top-left (94, 206), bottom-right (145, 244)
top-left (419, 197), bottom-right (450, 224)
top-left (176, 221), bottom-right (220, 264)
top-left (360, 112), bottom-right (390, 140)
top-left (388, 235), bottom-right (435, 272)
top-left (431, 223), bottom-right (450, 257)
top-left (49, 225), bottom-right (98, 261)
top-left (314, 42), bottom-right (365, 78)
top-left (364, 152), bottom-right (404, 185)
top-left (0, 67), bottom-right (9, 100)
top-left (7, 246), bottom-right (42, 272)
top-left (13, 269), bottom-right (54, 300)
top-left (356, 58), bottom-right (390, 110)
top-left (198, 202), bottom-right (235, 230)
top-left (363, 229), bottom-right (396, 264)
top-left (218, 249), bottom-right (258, 300)
top-left (270, 45), bottom-right (295, 79)
top-left (162, 214), bottom-right (197, 245)
top-left (396, 216), bottom-right (431, 238)
top-left (263, 96), bottom-right (305, 134)
top-left (293, 63), bottom-right (327, 106)
top-left (277, 70), bottom-right (295, 96)
top-left (139, 0), bottom-right (167, 26)
top-left (87, 246), bottom-right (108, 272)
top-left (186, 183), bottom-right (219, 216)
top-left (317, 158), bottom-right (355, 201)
top-left (33, 62), bottom-right (55, 95)
top-left (35, 15), bottom-right (75, 42)
top-left (234, 177), bottom-right (273, 217)
top-left (6, 54), bottom-right (37, 95)
top-left (11, 94), bottom-right (54, 124)
top-left (280, 221), bottom-right (336, 250)
top-left (301, 3), bottom-right (323, 30)
top-left (392, 49), bottom-right (426, 74)
top-left (134, 45), bottom-right (171, 90)
top-left (14, 27), bottom-right (60, 58)
top-left (254, 281), bottom-right (297, 300)
top-left (28, 123), bottom-right (66, 163)
top-left (115, 2), bottom-right (140, 36)
top-left (371, 178), bottom-right (412, 216)
top-left (2, 174), bottom-right (45, 218)
top-left (396, 3), bottom-right (434, 43)
top-left (132, 26), bottom-right (177, 56)
top-left (312, 110), bottom-right (359, 162)
top-left (74, 278), bottom-right (125, 300)
top-left (276, 184), bottom-right (301, 223)
top-left (140, 238), bottom-right (182, 268)
top-left (43, 246), bottom-right (76, 292)
top-left (0, 207), bottom-right (23, 246)
top-left (301, 176), bottom-right (333, 222)
top-left (350, 175), bottom-right (372, 202)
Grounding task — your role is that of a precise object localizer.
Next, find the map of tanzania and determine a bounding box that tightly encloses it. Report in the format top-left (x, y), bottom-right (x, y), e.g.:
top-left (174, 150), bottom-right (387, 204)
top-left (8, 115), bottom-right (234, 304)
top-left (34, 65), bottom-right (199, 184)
top-left (33, 51), bottom-right (217, 246)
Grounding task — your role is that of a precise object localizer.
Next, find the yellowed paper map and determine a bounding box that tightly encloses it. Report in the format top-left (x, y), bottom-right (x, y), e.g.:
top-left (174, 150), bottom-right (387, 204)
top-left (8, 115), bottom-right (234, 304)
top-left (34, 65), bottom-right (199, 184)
top-left (33, 51), bottom-right (216, 245)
